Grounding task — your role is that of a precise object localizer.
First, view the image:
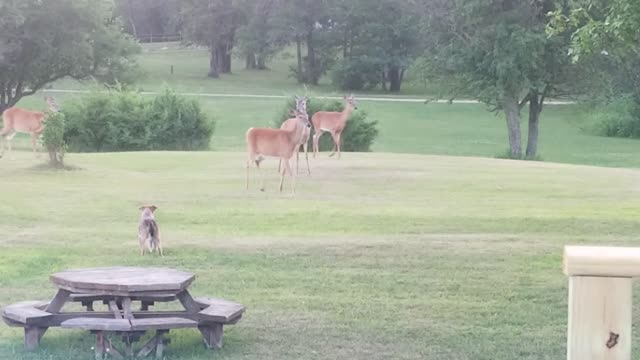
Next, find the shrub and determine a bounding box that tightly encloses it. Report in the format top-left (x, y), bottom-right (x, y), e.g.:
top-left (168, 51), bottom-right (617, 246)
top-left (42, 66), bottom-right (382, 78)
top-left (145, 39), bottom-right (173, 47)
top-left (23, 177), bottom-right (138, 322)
top-left (274, 97), bottom-right (378, 152)
top-left (331, 58), bottom-right (383, 91)
top-left (588, 95), bottom-right (640, 139)
top-left (42, 111), bottom-right (67, 167)
top-left (62, 87), bottom-right (214, 152)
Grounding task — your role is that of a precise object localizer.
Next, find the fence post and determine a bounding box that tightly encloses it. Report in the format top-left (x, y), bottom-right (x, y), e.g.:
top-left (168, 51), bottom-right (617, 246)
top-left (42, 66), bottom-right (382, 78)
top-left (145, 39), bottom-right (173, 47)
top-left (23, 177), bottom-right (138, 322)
top-left (564, 246), bottom-right (638, 360)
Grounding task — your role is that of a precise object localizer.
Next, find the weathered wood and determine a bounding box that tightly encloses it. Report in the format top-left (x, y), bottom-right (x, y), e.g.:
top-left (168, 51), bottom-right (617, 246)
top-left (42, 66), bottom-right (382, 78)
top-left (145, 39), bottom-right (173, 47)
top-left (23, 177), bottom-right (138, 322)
top-left (50, 267), bottom-right (195, 294)
top-left (94, 331), bottom-right (105, 360)
top-left (564, 246), bottom-right (640, 277)
top-left (24, 327), bottom-right (43, 351)
top-left (155, 332), bottom-right (165, 360)
top-left (122, 298), bottom-right (133, 320)
top-left (177, 290), bottom-right (200, 313)
top-left (567, 276), bottom-right (631, 360)
top-left (45, 289), bottom-right (71, 313)
top-left (71, 293), bottom-right (177, 304)
top-left (130, 317), bottom-right (197, 331)
top-left (38, 311), bottom-right (198, 327)
top-left (109, 300), bottom-right (123, 319)
top-left (196, 298), bottom-right (245, 323)
top-left (136, 334), bottom-right (159, 358)
top-left (2, 304), bottom-right (52, 325)
top-left (61, 318), bottom-right (132, 331)
top-left (199, 324), bottom-right (223, 349)
top-left (105, 338), bottom-right (124, 359)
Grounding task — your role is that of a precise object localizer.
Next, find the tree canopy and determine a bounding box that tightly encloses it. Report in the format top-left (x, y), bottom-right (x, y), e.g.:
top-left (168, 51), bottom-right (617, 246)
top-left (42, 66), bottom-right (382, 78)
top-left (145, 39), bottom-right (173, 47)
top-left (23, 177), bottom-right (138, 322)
top-left (0, 0), bottom-right (140, 112)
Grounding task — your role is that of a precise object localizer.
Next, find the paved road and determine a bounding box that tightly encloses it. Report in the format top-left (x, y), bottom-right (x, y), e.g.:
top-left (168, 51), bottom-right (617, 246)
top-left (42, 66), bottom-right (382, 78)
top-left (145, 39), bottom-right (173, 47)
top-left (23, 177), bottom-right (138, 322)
top-left (43, 89), bottom-right (575, 105)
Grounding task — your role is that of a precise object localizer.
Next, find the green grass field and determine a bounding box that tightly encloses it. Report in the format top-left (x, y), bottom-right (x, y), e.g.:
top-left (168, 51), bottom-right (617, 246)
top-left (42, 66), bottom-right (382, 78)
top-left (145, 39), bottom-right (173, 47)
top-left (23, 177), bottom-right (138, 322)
top-left (1, 43), bottom-right (640, 359)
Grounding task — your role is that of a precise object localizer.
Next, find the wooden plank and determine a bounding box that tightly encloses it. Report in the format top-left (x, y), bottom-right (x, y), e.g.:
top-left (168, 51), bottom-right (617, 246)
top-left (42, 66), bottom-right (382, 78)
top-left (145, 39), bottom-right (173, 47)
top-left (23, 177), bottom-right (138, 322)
top-left (109, 300), bottom-right (123, 319)
top-left (42, 311), bottom-right (198, 327)
top-left (122, 298), bottom-right (133, 321)
top-left (45, 289), bottom-right (70, 313)
top-left (61, 318), bottom-right (132, 331)
top-left (95, 331), bottom-right (105, 360)
top-left (199, 324), bottom-right (223, 349)
top-left (71, 293), bottom-right (177, 303)
top-left (2, 305), bottom-right (52, 325)
top-left (567, 276), bottom-right (631, 360)
top-left (136, 334), bottom-right (159, 358)
top-left (177, 290), bottom-right (200, 313)
top-left (24, 327), bottom-right (42, 351)
top-left (130, 318), bottom-right (197, 331)
top-left (50, 267), bottom-right (195, 294)
top-left (105, 338), bottom-right (124, 359)
top-left (564, 246), bottom-right (640, 277)
top-left (196, 298), bottom-right (245, 323)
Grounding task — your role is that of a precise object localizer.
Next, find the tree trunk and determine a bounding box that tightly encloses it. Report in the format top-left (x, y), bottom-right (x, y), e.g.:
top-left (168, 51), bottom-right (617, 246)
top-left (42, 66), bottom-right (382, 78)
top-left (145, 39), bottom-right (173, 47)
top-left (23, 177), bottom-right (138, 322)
top-left (388, 66), bottom-right (402, 92)
top-left (503, 95), bottom-right (522, 159)
top-left (208, 46), bottom-right (219, 78)
top-left (246, 54), bottom-right (257, 70)
top-left (126, 0), bottom-right (138, 38)
top-left (295, 35), bottom-right (303, 84)
top-left (381, 71), bottom-right (387, 91)
top-left (257, 55), bottom-right (267, 70)
top-left (306, 28), bottom-right (317, 85)
top-left (526, 91), bottom-right (542, 159)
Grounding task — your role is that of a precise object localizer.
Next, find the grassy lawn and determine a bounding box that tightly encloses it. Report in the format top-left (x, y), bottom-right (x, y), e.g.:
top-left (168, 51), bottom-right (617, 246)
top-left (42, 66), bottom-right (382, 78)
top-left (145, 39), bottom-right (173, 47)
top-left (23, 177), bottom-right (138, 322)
top-left (2, 42), bottom-right (640, 360)
top-left (0, 151), bottom-right (639, 360)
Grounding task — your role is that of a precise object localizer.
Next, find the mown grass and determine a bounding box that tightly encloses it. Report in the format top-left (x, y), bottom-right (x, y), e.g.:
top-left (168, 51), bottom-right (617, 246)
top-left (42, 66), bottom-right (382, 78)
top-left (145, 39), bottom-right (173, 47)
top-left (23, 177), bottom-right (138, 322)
top-left (0, 151), bottom-right (639, 360)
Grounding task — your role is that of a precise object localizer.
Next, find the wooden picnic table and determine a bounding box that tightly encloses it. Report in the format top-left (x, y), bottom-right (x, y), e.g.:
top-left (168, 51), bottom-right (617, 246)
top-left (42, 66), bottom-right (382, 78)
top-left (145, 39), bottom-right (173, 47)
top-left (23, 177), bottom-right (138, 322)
top-left (1, 267), bottom-right (245, 359)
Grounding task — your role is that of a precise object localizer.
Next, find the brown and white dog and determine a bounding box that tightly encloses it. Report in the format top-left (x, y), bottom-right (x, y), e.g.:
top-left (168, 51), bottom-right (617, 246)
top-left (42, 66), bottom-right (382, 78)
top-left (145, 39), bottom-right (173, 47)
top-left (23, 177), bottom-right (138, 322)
top-left (138, 205), bottom-right (163, 256)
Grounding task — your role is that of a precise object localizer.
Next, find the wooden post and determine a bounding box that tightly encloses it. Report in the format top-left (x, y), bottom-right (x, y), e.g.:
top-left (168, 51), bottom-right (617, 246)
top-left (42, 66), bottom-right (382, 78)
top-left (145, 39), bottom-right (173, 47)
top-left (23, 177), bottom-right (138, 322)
top-left (199, 324), bottom-right (223, 349)
top-left (564, 246), bottom-right (640, 360)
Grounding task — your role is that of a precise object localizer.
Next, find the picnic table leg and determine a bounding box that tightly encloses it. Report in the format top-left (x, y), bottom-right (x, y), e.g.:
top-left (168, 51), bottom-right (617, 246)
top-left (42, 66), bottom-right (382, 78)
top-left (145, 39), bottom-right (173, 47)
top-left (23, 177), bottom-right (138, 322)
top-left (198, 324), bottom-right (223, 349)
top-left (93, 331), bottom-right (106, 360)
top-left (155, 330), bottom-right (168, 359)
top-left (24, 289), bottom-right (72, 350)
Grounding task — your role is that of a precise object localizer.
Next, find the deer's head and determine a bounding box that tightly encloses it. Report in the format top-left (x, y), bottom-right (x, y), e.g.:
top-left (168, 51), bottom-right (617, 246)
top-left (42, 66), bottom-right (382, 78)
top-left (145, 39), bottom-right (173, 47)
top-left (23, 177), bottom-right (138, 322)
top-left (344, 94), bottom-right (358, 110)
top-left (295, 95), bottom-right (308, 113)
top-left (289, 109), bottom-right (311, 129)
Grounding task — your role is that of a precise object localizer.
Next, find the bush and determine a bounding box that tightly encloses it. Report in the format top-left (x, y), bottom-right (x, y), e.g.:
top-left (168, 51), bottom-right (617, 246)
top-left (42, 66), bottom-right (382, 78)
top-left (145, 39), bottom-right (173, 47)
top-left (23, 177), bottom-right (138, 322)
top-left (589, 95), bottom-right (640, 139)
top-left (62, 87), bottom-right (214, 152)
top-left (331, 58), bottom-right (383, 91)
top-left (146, 88), bottom-right (214, 150)
top-left (42, 111), bottom-right (67, 167)
top-left (274, 97), bottom-right (378, 152)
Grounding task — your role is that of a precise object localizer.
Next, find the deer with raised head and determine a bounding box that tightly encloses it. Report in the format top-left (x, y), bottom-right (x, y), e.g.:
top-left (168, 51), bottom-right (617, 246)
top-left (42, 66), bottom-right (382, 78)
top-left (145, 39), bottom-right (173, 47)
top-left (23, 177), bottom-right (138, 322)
top-left (278, 95), bottom-right (311, 176)
top-left (0, 96), bottom-right (59, 159)
top-left (246, 108), bottom-right (311, 194)
top-left (312, 94), bottom-right (358, 159)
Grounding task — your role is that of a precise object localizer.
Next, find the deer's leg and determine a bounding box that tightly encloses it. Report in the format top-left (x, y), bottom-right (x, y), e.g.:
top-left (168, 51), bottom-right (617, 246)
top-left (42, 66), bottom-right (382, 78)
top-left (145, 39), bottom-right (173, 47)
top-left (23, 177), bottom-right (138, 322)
top-left (31, 132), bottom-right (38, 157)
top-left (286, 157), bottom-right (296, 195)
top-left (329, 132), bottom-right (338, 157)
top-left (6, 131), bottom-right (16, 160)
top-left (303, 142), bottom-right (311, 175)
top-left (296, 145), bottom-right (300, 175)
top-left (255, 157), bottom-right (266, 192)
top-left (278, 158), bottom-right (286, 193)
top-left (313, 131), bottom-right (323, 158)
top-left (245, 160), bottom-right (251, 191)
top-left (336, 132), bottom-right (342, 159)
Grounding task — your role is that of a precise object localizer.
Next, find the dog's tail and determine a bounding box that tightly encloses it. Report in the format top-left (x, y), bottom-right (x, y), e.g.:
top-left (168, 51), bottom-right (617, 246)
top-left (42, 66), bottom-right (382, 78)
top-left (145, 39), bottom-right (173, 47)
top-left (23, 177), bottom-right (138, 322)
top-left (143, 219), bottom-right (159, 252)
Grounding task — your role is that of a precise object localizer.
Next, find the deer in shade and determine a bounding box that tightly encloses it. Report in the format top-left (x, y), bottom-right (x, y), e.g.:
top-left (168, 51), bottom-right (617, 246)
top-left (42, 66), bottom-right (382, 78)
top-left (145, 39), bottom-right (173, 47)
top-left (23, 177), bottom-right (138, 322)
top-left (0, 96), bottom-right (60, 159)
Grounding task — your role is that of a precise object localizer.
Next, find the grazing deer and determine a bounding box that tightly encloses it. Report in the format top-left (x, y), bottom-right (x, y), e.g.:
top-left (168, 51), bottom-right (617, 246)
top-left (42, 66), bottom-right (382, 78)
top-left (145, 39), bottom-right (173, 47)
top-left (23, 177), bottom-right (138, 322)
top-left (246, 109), bottom-right (311, 194)
top-left (312, 94), bottom-right (358, 159)
top-left (0, 96), bottom-right (60, 159)
top-left (278, 96), bottom-right (311, 176)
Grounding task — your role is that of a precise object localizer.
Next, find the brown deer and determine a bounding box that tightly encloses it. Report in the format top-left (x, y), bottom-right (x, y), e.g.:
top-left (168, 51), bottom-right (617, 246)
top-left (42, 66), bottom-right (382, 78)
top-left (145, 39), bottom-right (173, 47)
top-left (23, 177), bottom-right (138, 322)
top-left (0, 96), bottom-right (59, 159)
top-left (312, 95), bottom-right (358, 159)
top-left (246, 109), bottom-right (311, 194)
top-left (279, 96), bottom-right (311, 176)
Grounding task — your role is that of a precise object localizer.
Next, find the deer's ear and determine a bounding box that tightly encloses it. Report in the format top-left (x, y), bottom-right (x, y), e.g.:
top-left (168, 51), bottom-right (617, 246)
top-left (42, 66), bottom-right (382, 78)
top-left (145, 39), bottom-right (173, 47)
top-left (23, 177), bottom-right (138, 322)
top-left (150, 205), bottom-right (158, 212)
top-left (288, 109), bottom-right (297, 117)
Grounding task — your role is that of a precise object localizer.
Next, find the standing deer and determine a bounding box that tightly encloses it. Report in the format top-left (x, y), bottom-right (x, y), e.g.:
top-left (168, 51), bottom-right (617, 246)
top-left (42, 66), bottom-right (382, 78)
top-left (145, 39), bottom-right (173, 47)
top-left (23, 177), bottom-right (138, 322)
top-left (312, 95), bottom-right (358, 159)
top-left (278, 96), bottom-right (311, 176)
top-left (246, 109), bottom-right (311, 194)
top-left (0, 96), bottom-right (59, 159)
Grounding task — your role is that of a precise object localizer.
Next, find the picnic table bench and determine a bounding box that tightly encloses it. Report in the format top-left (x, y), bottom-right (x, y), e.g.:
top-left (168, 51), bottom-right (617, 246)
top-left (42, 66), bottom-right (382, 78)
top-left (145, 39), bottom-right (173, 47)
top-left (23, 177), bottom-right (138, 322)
top-left (1, 267), bottom-right (245, 359)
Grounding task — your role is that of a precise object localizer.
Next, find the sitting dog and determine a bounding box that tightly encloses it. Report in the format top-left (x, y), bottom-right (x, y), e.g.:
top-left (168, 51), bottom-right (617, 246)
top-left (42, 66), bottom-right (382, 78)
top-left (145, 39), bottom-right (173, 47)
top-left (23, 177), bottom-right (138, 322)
top-left (138, 205), bottom-right (163, 256)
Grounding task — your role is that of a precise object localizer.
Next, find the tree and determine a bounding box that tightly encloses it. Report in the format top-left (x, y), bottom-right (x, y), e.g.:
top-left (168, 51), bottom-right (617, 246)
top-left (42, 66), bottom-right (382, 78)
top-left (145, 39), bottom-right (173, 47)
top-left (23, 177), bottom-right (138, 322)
top-left (0, 0), bottom-right (141, 113)
top-left (421, 0), bottom-right (576, 159)
top-left (237, 0), bottom-right (283, 70)
top-left (332, 0), bottom-right (423, 92)
top-left (182, 0), bottom-right (247, 78)
top-left (274, 0), bottom-right (338, 85)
